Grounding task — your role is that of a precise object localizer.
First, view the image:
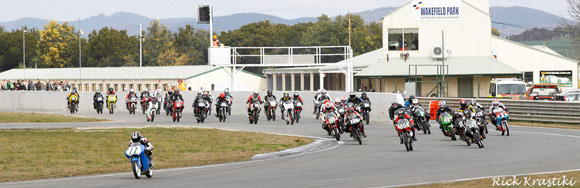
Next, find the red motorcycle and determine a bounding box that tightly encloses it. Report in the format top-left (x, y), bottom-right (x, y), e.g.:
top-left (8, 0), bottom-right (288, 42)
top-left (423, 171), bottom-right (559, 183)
top-left (294, 101), bottom-right (303, 123)
top-left (324, 112), bottom-right (341, 141)
top-left (172, 99), bottom-right (184, 122)
top-left (396, 119), bottom-right (414, 151)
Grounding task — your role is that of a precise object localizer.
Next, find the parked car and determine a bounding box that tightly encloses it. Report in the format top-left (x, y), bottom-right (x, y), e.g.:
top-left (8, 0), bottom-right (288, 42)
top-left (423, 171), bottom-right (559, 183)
top-left (526, 84), bottom-right (565, 101)
top-left (560, 89), bottom-right (580, 102)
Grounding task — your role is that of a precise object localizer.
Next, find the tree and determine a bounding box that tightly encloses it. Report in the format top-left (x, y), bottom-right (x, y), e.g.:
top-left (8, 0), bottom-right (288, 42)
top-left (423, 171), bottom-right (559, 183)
top-left (491, 27), bottom-right (501, 37)
top-left (85, 27), bottom-right (138, 67)
top-left (157, 48), bottom-right (189, 66)
top-left (173, 25), bottom-right (209, 65)
top-left (37, 21), bottom-right (78, 68)
top-left (143, 20), bottom-right (173, 66)
top-left (0, 27), bottom-right (40, 71)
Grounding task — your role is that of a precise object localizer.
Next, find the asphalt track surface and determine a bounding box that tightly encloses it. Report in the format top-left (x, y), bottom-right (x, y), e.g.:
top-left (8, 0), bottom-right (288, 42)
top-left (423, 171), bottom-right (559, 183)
top-left (2, 109), bottom-right (580, 188)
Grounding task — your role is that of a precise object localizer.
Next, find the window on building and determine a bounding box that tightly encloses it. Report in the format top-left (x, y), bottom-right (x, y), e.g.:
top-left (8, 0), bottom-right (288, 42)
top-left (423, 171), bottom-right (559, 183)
top-left (154, 84), bottom-right (159, 90)
top-left (114, 84), bottom-right (118, 91)
top-left (137, 84), bottom-right (142, 91)
top-left (163, 84), bottom-right (168, 91)
top-left (524, 72), bottom-right (533, 84)
top-left (121, 84), bottom-right (125, 91)
top-left (387, 28), bottom-right (419, 51)
top-left (146, 84), bottom-right (150, 91)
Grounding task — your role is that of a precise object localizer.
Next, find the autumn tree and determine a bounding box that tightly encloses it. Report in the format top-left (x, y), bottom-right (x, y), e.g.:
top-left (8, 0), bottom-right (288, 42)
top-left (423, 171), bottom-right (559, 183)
top-left (173, 25), bottom-right (209, 65)
top-left (143, 20), bottom-right (173, 66)
top-left (491, 27), bottom-right (501, 37)
top-left (37, 20), bottom-right (78, 68)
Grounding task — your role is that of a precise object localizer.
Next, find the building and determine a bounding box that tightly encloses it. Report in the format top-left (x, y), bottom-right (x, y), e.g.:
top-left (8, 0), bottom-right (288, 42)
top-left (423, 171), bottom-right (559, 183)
top-left (0, 65), bottom-right (266, 92)
top-left (265, 0), bottom-right (579, 98)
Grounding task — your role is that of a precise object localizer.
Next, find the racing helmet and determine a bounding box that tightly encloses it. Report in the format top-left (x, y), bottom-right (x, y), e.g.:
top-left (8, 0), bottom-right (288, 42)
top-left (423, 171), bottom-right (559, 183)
top-left (464, 111), bottom-right (472, 119)
top-left (391, 99), bottom-right (399, 107)
top-left (412, 99), bottom-right (419, 106)
top-left (197, 91), bottom-right (202, 96)
top-left (219, 93), bottom-right (225, 98)
top-left (253, 91), bottom-right (259, 97)
top-left (361, 92), bottom-right (367, 98)
top-left (224, 88), bottom-right (230, 95)
top-left (460, 99), bottom-right (467, 108)
top-left (321, 89), bottom-right (327, 95)
top-left (349, 92), bottom-right (355, 98)
top-left (130, 89), bottom-right (134, 93)
top-left (131, 131), bottom-right (142, 142)
top-left (470, 99), bottom-right (477, 106)
top-left (324, 103), bottom-right (333, 111)
top-left (283, 92), bottom-right (289, 98)
top-left (396, 109), bottom-right (406, 118)
top-left (492, 99), bottom-right (500, 107)
top-left (341, 96), bottom-right (347, 103)
top-left (293, 92), bottom-right (299, 98)
top-left (143, 88), bottom-right (148, 92)
top-left (334, 98), bottom-right (341, 104)
top-left (96, 89), bottom-right (100, 94)
top-left (439, 101), bottom-right (447, 108)
top-left (267, 89), bottom-right (272, 95)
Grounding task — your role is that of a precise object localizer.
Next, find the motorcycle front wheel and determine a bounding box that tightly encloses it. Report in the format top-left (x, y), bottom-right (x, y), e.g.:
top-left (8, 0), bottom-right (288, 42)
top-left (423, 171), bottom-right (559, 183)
top-left (132, 161), bottom-right (141, 179)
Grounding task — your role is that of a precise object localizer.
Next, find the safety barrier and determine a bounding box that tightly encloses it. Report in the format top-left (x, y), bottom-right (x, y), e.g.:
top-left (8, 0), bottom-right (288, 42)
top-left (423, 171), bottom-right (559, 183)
top-left (417, 97), bottom-right (580, 124)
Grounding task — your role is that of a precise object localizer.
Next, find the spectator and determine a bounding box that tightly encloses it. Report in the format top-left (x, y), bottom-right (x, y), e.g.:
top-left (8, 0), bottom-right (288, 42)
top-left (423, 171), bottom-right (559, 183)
top-left (369, 84), bottom-right (376, 92)
top-left (28, 81), bottom-right (34, 91)
top-left (35, 80), bottom-right (42, 91)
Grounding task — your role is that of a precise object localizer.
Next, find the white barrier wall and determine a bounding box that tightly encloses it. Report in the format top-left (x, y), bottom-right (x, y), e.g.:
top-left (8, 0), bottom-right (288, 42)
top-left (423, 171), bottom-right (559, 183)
top-left (0, 91), bottom-right (403, 123)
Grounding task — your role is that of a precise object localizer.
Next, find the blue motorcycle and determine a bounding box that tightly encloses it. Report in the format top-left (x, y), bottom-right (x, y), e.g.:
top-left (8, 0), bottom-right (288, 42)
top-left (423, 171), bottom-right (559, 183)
top-left (125, 142), bottom-right (153, 179)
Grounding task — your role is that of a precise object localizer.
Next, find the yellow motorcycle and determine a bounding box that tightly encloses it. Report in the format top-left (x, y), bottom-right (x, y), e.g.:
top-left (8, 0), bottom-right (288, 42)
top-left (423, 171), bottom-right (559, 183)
top-left (107, 95), bottom-right (117, 114)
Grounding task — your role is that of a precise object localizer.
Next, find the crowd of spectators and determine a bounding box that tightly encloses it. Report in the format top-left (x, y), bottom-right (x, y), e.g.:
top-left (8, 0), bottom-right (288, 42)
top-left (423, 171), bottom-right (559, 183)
top-left (1, 80), bottom-right (72, 91)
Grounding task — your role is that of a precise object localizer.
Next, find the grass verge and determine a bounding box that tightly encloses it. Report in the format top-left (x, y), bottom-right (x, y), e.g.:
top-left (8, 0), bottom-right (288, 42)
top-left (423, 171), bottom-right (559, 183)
top-left (0, 112), bottom-right (105, 123)
top-left (407, 171), bottom-right (580, 188)
top-left (0, 127), bottom-right (313, 183)
top-left (512, 120), bottom-right (580, 130)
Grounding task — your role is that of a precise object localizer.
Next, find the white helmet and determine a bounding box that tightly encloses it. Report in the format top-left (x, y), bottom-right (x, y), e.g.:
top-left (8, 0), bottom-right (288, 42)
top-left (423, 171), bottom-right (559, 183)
top-left (334, 98), bottom-right (341, 104)
top-left (143, 88), bottom-right (148, 92)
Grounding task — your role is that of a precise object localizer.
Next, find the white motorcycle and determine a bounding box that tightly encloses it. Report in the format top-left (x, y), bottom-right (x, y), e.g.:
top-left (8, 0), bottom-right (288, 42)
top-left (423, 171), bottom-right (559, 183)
top-left (146, 98), bottom-right (159, 122)
top-left (282, 100), bottom-right (295, 125)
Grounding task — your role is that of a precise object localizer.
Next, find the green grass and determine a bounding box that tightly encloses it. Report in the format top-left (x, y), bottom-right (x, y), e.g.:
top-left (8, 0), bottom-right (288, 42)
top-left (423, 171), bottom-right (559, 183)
top-left (0, 112), bottom-right (105, 123)
top-left (0, 128), bottom-right (313, 182)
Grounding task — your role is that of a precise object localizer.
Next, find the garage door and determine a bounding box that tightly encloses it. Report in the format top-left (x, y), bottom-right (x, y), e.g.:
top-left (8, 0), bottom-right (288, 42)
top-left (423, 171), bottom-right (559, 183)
top-left (458, 77), bottom-right (473, 98)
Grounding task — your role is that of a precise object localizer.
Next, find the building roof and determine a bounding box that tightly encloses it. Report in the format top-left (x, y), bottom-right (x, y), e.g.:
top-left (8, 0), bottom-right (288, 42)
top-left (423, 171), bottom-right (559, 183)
top-left (492, 36), bottom-right (579, 63)
top-left (355, 55), bottom-right (522, 78)
top-left (0, 65), bottom-right (229, 80)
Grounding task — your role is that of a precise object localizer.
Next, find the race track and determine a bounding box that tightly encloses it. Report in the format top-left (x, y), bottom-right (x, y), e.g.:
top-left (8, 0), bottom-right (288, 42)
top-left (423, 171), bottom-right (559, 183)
top-left (2, 110), bottom-right (580, 188)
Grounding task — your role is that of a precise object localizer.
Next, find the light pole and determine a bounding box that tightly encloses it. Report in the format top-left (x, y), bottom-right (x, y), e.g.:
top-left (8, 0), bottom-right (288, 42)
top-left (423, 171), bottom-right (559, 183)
top-left (22, 26), bottom-right (28, 79)
top-left (79, 29), bottom-right (83, 90)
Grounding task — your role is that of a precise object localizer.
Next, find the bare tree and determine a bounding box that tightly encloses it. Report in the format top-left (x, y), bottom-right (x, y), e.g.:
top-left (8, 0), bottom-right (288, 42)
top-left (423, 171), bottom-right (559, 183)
top-left (569, 0), bottom-right (580, 22)
top-left (568, 0), bottom-right (580, 60)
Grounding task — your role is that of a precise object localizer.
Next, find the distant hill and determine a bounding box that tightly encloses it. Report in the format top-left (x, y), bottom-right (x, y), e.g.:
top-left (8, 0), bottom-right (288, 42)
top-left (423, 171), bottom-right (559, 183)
top-left (0, 6), bottom-right (573, 36)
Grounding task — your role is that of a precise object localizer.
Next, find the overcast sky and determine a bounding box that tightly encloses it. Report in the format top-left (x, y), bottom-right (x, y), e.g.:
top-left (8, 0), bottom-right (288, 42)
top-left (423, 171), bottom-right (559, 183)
top-left (0, 0), bottom-right (572, 22)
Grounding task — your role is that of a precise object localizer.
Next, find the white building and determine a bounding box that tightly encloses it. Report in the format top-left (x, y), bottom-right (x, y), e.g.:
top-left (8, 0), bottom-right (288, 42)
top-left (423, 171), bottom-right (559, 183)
top-left (0, 65), bottom-right (267, 92)
top-left (266, 0), bottom-right (579, 98)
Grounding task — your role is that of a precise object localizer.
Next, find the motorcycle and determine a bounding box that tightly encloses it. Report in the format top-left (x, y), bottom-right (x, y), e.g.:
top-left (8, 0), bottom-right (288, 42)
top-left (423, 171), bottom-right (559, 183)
top-left (455, 118), bottom-right (469, 144)
top-left (361, 100), bottom-right (371, 125)
top-left (439, 112), bottom-right (456, 141)
top-left (396, 119), bottom-right (414, 151)
top-left (217, 101), bottom-right (228, 122)
top-left (324, 112), bottom-right (341, 141)
top-left (266, 99), bottom-right (277, 121)
top-left (107, 95), bottom-right (117, 114)
top-left (313, 100), bottom-right (321, 120)
top-left (128, 96), bottom-right (138, 114)
top-left (195, 100), bottom-right (209, 123)
top-left (249, 99), bottom-right (261, 124)
top-left (294, 101), bottom-right (303, 123)
top-left (493, 108), bottom-right (510, 136)
top-left (172, 99), bottom-right (184, 122)
top-left (412, 106), bottom-right (431, 134)
top-left (346, 113), bottom-right (364, 145)
top-left (95, 96), bottom-right (104, 114)
top-left (282, 100), bottom-right (295, 125)
top-left (156, 97), bottom-right (162, 115)
top-left (464, 118), bottom-right (485, 148)
top-left (68, 96), bottom-right (78, 114)
top-left (164, 96), bottom-right (172, 116)
top-left (147, 98), bottom-right (159, 122)
top-left (141, 97), bottom-right (149, 114)
top-left (474, 108), bottom-right (488, 138)
top-left (336, 105), bottom-right (347, 133)
top-left (125, 142), bottom-right (153, 179)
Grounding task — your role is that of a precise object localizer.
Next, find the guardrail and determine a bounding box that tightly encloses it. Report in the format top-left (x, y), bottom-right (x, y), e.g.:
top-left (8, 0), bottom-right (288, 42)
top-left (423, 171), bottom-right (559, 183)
top-left (417, 97), bottom-right (580, 124)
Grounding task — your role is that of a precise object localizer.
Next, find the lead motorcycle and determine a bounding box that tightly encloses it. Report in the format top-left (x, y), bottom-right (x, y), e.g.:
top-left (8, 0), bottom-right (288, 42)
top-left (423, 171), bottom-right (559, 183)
top-left (346, 112), bottom-right (364, 145)
top-left (464, 118), bottom-right (485, 148)
top-left (324, 112), bottom-right (341, 141)
top-left (68, 96), bottom-right (78, 114)
top-left (266, 99), bottom-right (277, 121)
top-left (95, 96), bottom-right (104, 114)
top-left (128, 96), bottom-right (138, 114)
top-left (439, 112), bottom-right (456, 141)
top-left (194, 99), bottom-right (209, 123)
top-left (294, 100), bottom-right (303, 123)
top-left (396, 119), bottom-right (414, 151)
top-left (282, 100), bottom-right (295, 125)
top-left (125, 142), bottom-right (153, 179)
top-left (217, 101), bottom-right (228, 122)
top-left (172, 99), bottom-right (184, 122)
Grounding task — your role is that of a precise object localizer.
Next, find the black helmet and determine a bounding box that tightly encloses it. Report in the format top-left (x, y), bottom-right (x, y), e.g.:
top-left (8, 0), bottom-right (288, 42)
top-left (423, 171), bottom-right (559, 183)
top-left (361, 92), bottom-right (367, 98)
top-left (397, 109), bottom-right (406, 118)
top-left (460, 99), bottom-right (467, 108)
top-left (465, 111), bottom-right (472, 119)
top-left (267, 89), bottom-right (273, 95)
top-left (408, 95), bottom-right (415, 101)
top-left (108, 88), bottom-right (113, 92)
top-left (175, 90), bottom-right (180, 94)
top-left (131, 131), bottom-right (142, 142)
top-left (293, 92), bottom-right (299, 98)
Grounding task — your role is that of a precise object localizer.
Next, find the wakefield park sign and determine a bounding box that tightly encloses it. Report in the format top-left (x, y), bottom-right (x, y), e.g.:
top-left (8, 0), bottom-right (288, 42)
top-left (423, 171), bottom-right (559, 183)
top-left (412, 0), bottom-right (461, 20)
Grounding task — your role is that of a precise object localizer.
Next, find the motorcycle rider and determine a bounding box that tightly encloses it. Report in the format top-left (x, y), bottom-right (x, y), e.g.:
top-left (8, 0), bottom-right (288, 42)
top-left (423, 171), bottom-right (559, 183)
top-left (146, 94), bottom-right (159, 122)
top-left (341, 96), bottom-right (348, 105)
top-left (436, 101), bottom-right (453, 130)
top-left (106, 88), bottom-right (117, 108)
top-left (246, 91), bottom-right (264, 117)
top-left (389, 99), bottom-right (405, 122)
top-left (204, 90), bottom-right (214, 115)
top-left (170, 89), bottom-right (184, 104)
top-left (215, 93), bottom-right (228, 117)
top-left (409, 98), bottom-right (431, 121)
top-left (404, 95), bottom-right (415, 109)
top-left (393, 109), bottom-right (417, 142)
top-left (129, 132), bottom-right (154, 167)
top-left (314, 89), bottom-right (331, 114)
top-left (126, 89), bottom-right (138, 110)
top-left (140, 88), bottom-right (150, 108)
top-left (93, 89), bottom-right (104, 109)
top-left (489, 99), bottom-right (509, 129)
top-left (264, 90), bottom-right (277, 114)
top-left (344, 106), bottom-right (366, 137)
top-left (360, 92), bottom-right (371, 111)
top-left (279, 92), bottom-right (292, 119)
top-left (224, 88), bottom-right (233, 115)
top-left (459, 99), bottom-right (469, 113)
top-left (293, 92), bottom-right (303, 103)
top-left (468, 99), bottom-right (485, 113)
top-left (66, 88), bottom-right (80, 106)
top-left (345, 92), bottom-right (363, 105)
top-left (321, 103), bottom-right (339, 135)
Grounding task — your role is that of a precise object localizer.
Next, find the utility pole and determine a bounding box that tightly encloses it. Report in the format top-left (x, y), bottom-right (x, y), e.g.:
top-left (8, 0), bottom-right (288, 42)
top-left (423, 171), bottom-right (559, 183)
top-left (348, 19), bottom-right (352, 48)
top-left (441, 30), bottom-right (446, 97)
top-left (79, 18), bottom-right (83, 89)
top-left (139, 24), bottom-right (143, 68)
top-left (22, 26), bottom-right (27, 79)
